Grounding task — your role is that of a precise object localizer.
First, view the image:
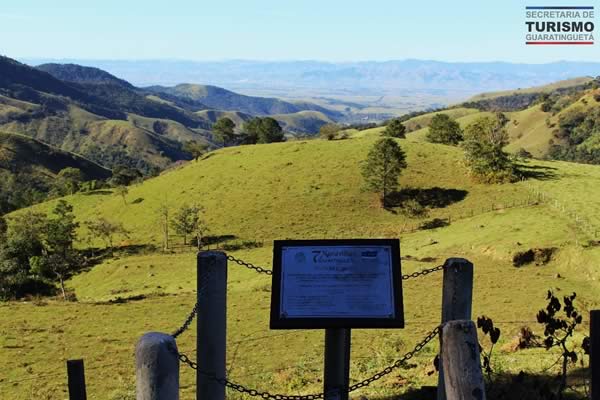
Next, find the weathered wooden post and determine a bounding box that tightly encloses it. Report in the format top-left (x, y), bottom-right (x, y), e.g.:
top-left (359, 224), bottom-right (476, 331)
top-left (440, 320), bottom-right (486, 400)
top-left (591, 310), bottom-right (600, 400)
top-left (197, 251), bottom-right (227, 400)
top-left (66, 359), bottom-right (87, 400)
top-left (324, 328), bottom-right (351, 400)
top-left (437, 258), bottom-right (474, 400)
top-left (135, 332), bottom-right (179, 400)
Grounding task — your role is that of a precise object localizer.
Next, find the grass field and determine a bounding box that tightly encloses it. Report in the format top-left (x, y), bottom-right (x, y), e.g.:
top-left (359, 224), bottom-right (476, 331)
top-left (2, 136), bottom-right (600, 399)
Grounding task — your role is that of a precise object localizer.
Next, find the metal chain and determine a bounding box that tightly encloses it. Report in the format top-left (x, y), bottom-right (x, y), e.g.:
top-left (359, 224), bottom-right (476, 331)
top-left (348, 325), bottom-right (440, 392)
top-left (174, 325), bottom-right (440, 399)
top-left (173, 256), bottom-right (443, 338)
top-left (401, 264), bottom-right (445, 280)
top-left (227, 254), bottom-right (273, 275)
top-left (171, 264), bottom-right (213, 339)
top-left (226, 254), bottom-right (445, 280)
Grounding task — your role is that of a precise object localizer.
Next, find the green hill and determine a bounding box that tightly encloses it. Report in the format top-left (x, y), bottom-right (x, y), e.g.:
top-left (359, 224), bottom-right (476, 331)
top-left (3, 135), bottom-right (600, 398)
top-left (146, 84), bottom-right (343, 120)
top-left (469, 77), bottom-right (593, 101)
top-left (194, 109), bottom-right (253, 130)
top-left (0, 57), bottom-right (213, 173)
top-left (351, 81), bottom-right (600, 160)
top-left (37, 63), bottom-right (134, 88)
top-left (0, 131), bottom-right (111, 213)
top-left (0, 131), bottom-right (110, 178)
top-left (272, 110), bottom-right (333, 134)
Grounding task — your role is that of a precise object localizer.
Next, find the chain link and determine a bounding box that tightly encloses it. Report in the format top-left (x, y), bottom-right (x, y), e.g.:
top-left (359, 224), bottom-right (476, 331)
top-left (401, 264), bottom-right (445, 280)
top-left (348, 326), bottom-right (440, 392)
top-left (171, 261), bottom-right (213, 339)
top-left (227, 254), bottom-right (445, 280)
top-left (227, 254), bottom-right (273, 275)
top-left (173, 325), bottom-right (440, 399)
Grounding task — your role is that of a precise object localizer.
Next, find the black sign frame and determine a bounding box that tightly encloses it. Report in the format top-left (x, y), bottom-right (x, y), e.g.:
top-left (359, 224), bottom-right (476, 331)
top-left (270, 239), bottom-right (404, 329)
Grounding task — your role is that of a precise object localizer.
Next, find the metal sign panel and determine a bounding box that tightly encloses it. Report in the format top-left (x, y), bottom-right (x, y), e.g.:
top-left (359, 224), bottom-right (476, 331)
top-left (270, 239), bottom-right (404, 329)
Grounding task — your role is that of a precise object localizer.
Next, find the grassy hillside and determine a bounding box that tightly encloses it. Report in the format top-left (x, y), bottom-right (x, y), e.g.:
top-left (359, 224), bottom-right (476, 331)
top-left (0, 57), bottom-right (217, 172)
top-left (2, 135), bottom-right (600, 399)
top-left (469, 77), bottom-right (593, 101)
top-left (37, 63), bottom-right (134, 88)
top-left (146, 84), bottom-right (343, 120)
top-left (0, 103), bottom-right (199, 173)
top-left (0, 131), bottom-right (110, 179)
top-left (272, 110), bottom-right (333, 134)
top-left (351, 86), bottom-right (600, 160)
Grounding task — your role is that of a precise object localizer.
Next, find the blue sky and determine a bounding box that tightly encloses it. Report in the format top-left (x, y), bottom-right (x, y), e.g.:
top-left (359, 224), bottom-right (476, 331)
top-left (2, 0), bottom-right (599, 62)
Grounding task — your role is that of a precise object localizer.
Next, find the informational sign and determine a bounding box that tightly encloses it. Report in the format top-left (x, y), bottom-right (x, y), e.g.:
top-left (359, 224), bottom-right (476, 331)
top-left (270, 239), bottom-right (404, 329)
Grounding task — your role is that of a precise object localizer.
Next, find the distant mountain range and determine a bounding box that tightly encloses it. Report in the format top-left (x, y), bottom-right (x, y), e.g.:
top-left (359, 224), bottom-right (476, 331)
top-left (0, 56), bottom-right (340, 173)
top-left (23, 58), bottom-right (600, 97)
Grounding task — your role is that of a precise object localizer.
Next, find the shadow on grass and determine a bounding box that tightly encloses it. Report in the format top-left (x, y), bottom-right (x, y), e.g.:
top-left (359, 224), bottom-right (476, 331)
top-left (369, 370), bottom-right (588, 400)
top-left (202, 234), bottom-right (238, 246)
top-left (386, 187), bottom-right (468, 209)
top-left (81, 189), bottom-right (113, 196)
top-left (517, 163), bottom-right (558, 181)
top-left (78, 244), bottom-right (158, 272)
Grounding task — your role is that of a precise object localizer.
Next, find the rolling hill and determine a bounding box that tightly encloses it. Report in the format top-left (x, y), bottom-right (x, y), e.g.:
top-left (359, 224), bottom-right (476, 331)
top-left (351, 77), bottom-right (600, 160)
top-left (0, 56), bottom-right (214, 173)
top-left (0, 131), bottom-right (111, 213)
top-left (0, 56), bottom-right (348, 176)
top-left (0, 131), bottom-right (110, 179)
top-left (145, 84), bottom-right (343, 120)
top-left (37, 63), bottom-right (134, 88)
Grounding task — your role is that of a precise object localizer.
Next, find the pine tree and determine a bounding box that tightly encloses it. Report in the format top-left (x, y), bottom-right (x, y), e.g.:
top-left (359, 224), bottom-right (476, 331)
top-left (361, 138), bottom-right (408, 207)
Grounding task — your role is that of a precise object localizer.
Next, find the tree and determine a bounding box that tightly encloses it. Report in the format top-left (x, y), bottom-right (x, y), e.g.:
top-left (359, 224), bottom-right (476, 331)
top-left (426, 114), bottom-right (463, 145)
top-left (171, 204), bottom-right (206, 246)
top-left (159, 203), bottom-right (170, 251)
top-left (182, 140), bottom-right (208, 161)
top-left (110, 166), bottom-right (142, 187)
top-left (0, 216), bottom-right (6, 239)
top-left (383, 119), bottom-right (406, 138)
top-left (37, 200), bottom-right (80, 299)
top-left (57, 167), bottom-right (83, 195)
top-left (242, 118), bottom-right (262, 144)
top-left (257, 117), bottom-right (285, 143)
top-left (462, 115), bottom-right (516, 183)
top-left (244, 117), bottom-right (285, 144)
top-left (0, 211), bottom-right (47, 299)
top-left (361, 138), bottom-right (408, 207)
top-left (115, 185), bottom-right (128, 204)
top-left (212, 117), bottom-right (236, 146)
top-left (319, 123), bottom-right (341, 140)
top-left (84, 218), bottom-right (129, 252)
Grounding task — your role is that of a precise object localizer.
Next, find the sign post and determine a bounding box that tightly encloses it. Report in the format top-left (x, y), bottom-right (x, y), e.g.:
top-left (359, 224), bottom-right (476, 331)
top-left (270, 239), bottom-right (404, 398)
top-left (324, 328), bottom-right (351, 400)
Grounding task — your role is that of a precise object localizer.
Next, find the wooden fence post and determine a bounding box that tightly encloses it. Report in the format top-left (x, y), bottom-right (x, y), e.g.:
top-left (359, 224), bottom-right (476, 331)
top-left (440, 320), bottom-right (486, 400)
top-left (135, 332), bottom-right (179, 400)
top-left (591, 310), bottom-right (600, 400)
top-left (437, 258), bottom-right (474, 400)
top-left (66, 359), bottom-right (87, 400)
top-left (197, 251), bottom-right (227, 400)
